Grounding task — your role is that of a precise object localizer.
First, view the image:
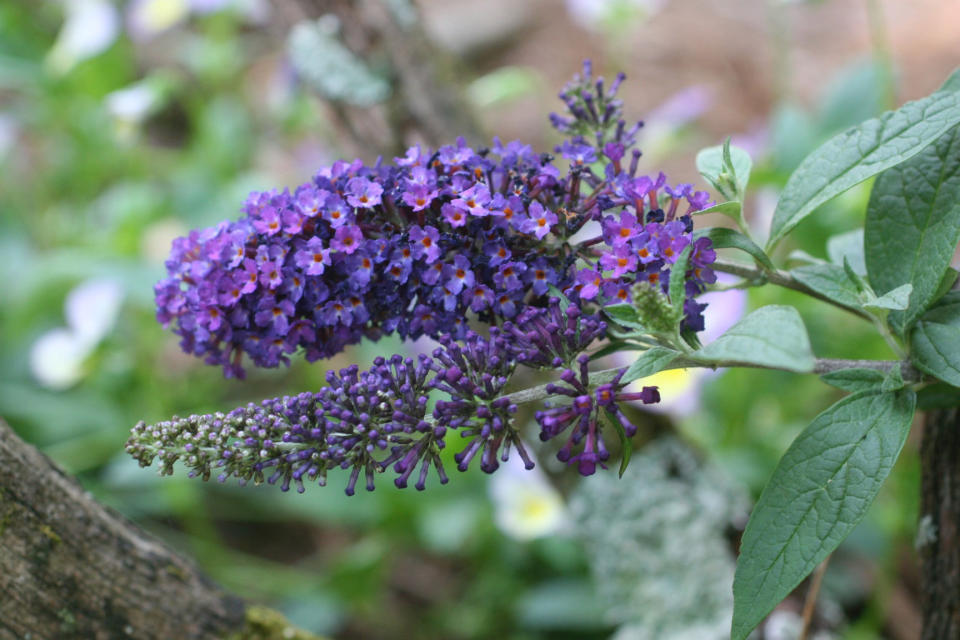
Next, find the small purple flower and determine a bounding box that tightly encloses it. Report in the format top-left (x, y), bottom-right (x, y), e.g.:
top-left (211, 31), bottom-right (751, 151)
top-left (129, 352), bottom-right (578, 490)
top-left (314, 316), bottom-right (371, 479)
top-left (258, 261), bottom-right (283, 289)
top-left (520, 201), bottom-right (558, 239)
top-left (441, 202), bottom-right (468, 228)
top-left (345, 177), bottom-right (383, 209)
top-left (408, 225), bottom-right (441, 263)
top-left (252, 207), bottom-right (283, 236)
top-left (443, 255), bottom-right (475, 294)
top-left (294, 237), bottom-right (331, 275)
top-left (332, 224), bottom-right (364, 254)
top-left (451, 183), bottom-right (491, 217)
top-left (323, 195), bottom-right (350, 228)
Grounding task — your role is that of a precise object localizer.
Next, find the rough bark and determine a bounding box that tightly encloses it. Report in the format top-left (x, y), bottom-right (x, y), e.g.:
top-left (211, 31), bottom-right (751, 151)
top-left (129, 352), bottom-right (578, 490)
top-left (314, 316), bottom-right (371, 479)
top-left (271, 0), bottom-right (482, 155)
top-left (919, 407), bottom-right (960, 640)
top-left (0, 419), bottom-right (314, 640)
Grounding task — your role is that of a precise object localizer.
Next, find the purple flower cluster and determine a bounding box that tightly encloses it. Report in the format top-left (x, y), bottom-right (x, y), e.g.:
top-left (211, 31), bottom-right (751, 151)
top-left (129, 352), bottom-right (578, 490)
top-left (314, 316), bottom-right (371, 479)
top-left (500, 299), bottom-right (607, 369)
top-left (536, 355), bottom-right (660, 475)
top-left (155, 62), bottom-right (716, 377)
top-left (130, 332), bottom-right (529, 494)
top-left (135, 62), bottom-right (727, 493)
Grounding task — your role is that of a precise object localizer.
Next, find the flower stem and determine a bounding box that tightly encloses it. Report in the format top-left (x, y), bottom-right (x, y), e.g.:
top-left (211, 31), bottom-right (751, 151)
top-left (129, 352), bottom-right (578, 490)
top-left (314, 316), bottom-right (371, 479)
top-left (504, 357), bottom-right (922, 405)
top-left (711, 258), bottom-right (874, 321)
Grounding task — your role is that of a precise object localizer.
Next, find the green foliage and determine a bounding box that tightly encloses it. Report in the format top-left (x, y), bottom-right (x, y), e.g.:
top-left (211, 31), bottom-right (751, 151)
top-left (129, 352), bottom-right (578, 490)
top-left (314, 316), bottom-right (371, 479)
top-left (910, 292), bottom-right (960, 386)
top-left (731, 389), bottom-right (917, 640)
top-left (693, 306), bottom-right (815, 373)
top-left (791, 263), bottom-right (863, 310)
top-left (695, 227), bottom-right (773, 270)
top-left (820, 368), bottom-right (888, 393)
top-left (767, 68), bottom-right (960, 249)
top-left (865, 125), bottom-right (960, 332)
top-left (696, 139), bottom-right (752, 202)
top-left (621, 347), bottom-right (680, 385)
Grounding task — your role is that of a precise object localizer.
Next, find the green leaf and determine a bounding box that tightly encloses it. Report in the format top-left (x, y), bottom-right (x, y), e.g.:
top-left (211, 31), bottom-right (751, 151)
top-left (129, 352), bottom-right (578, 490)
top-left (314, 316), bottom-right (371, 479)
top-left (731, 389), bottom-right (917, 640)
top-left (767, 81), bottom-right (960, 249)
top-left (602, 409), bottom-right (632, 478)
top-left (933, 268), bottom-right (960, 303)
top-left (695, 227), bottom-right (774, 271)
top-left (820, 368), bottom-right (887, 393)
top-left (864, 283), bottom-right (913, 311)
top-left (697, 140), bottom-right (753, 201)
top-left (826, 229), bottom-right (866, 275)
top-left (910, 293), bottom-right (960, 386)
top-left (692, 306), bottom-right (815, 373)
top-left (940, 68), bottom-right (960, 93)
top-left (603, 304), bottom-right (647, 331)
top-left (622, 347), bottom-right (680, 384)
top-left (691, 200), bottom-right (742, 220)
top-left (864, 125), bottom-right (960, 332)
top-left (669, 245), bottom-right (692, 322)
top-left (881, 363), bottom-right (906, 392)
top-left (790, 263), bottom-right (862, 310)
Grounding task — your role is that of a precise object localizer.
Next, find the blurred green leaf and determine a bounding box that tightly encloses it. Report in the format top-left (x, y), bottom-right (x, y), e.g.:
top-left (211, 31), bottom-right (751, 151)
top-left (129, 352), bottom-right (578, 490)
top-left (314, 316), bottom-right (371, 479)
top-left (816, 58), bottom-right (888, 135)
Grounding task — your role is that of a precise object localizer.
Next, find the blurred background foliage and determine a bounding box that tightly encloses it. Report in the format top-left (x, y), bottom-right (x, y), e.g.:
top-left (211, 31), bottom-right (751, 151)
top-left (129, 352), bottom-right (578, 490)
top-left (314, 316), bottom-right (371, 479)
top-left (1, 1), bottom-right (958, 638)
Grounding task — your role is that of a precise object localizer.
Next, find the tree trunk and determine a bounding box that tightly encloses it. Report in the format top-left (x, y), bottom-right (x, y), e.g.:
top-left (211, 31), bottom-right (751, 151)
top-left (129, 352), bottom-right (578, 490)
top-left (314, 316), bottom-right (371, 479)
top-left (919, 407), bottom-right (960, 639)
top-left (0, 419), bottom-right (316, 640)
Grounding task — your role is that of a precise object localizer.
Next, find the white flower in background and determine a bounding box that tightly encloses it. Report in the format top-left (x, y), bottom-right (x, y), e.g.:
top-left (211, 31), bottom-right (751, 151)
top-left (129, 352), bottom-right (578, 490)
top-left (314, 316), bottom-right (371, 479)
top-left (30, 279), bottom-right (124, 390)
top-left (105, 80), bottom-right (162, 141)
top-left (566, 0), bottom-right (665, 31)
top-left (46, 0), bottom-right (120, 74)
top-left (488, 444), bottom-right (568, 541)
top-left (126, 0), bottom-right (190, 40)
top-left (616, 278), bottom-right (747, 416)
top-left (106, 82), bottom-right (160, 124)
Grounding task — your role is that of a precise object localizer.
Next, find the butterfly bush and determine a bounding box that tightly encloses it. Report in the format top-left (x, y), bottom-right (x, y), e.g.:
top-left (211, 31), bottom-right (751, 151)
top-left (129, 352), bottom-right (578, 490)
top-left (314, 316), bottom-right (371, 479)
top-left (130, 61), bottom-right (717, 493)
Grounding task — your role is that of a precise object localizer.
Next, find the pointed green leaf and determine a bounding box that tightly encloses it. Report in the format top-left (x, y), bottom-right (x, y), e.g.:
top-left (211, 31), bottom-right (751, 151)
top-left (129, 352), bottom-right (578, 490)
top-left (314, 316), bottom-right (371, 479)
top-left (692, 305), bottom-right (815, 373)
top-left (691, 200), bottom-right (742, 220)
top-left (697, 141), bottom-right (752, 201)
top-left (790, 263), bottom-right (863, 310)
top-left (731, 389), bottom-right (917, 640)
top-left (602, 409), bottom-right (632, 478)
top-left (695, 227), bottom-right (774, 270)
top-left (864, 125), bottom-right (960, 332)
top-left (603, 303), bottom-right (646, 331)
top-left (669, 245), bottom-right (692, 323)
top-left (622, 346), bottom-right (680, 384)
top-left (767, 81), bottom-right (960, 249)
top-left (940, 68), bottom-right (960, 93)
top-left (864, 283), bottom-right (913, 311)
top-left (881, 363), bottom-right (906, 392)
top-left (910, 293), bottom-right (960, 386)
top-left (820, 368), bottom-right (887, 393)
